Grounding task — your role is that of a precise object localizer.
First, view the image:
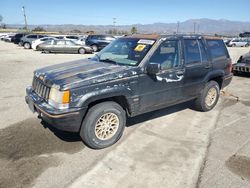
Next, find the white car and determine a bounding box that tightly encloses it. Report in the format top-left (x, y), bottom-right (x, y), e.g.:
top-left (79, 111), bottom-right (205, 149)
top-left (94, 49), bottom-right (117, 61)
top-left (75, 38), bottom-right (86, 45)
top-left (229, 38), bottom-right (250, 47)
top-left (32, 37), bottom-right (56, 50)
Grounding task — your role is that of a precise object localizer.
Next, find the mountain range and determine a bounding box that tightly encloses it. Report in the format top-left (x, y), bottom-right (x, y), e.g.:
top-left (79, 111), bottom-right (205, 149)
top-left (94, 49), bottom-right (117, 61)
top-left (7, 18), bottom-right (250, 36)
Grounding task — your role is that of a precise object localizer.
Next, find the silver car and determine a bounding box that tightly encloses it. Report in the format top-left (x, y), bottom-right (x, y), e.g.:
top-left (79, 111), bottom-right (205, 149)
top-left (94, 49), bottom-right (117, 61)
top-left (37, 39), bottom-right (93, 54)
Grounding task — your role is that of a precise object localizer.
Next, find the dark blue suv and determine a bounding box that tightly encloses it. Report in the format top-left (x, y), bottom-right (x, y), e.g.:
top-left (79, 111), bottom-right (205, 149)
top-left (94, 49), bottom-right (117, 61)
top-left (85, 35), bottom-right (115, 52)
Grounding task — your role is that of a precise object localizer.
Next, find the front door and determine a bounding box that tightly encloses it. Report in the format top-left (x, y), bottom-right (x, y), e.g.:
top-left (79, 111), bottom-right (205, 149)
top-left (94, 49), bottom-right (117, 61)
top-left (138, 39), bottom-right (185, 113)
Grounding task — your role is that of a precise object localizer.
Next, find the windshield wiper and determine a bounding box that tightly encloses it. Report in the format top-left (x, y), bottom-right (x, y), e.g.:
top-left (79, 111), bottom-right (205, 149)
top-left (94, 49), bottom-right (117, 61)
top-left (100, 58), bottom-right (117, 65)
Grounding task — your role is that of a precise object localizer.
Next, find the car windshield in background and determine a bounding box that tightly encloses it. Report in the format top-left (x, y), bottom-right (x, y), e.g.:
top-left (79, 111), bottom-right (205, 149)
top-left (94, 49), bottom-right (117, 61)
top-left (96, 38), bottom-right (156, 66)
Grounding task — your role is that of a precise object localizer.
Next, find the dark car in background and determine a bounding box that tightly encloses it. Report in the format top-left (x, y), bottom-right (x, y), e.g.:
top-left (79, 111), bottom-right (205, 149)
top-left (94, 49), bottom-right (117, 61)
top-left (12, 33), bottom-right (28, 44)
top-left (233, 52), bottom-right (250, 75)
top-left (37, 39), bottom-right (93, 54)
top-left (20, 34), bottom-right (48, 49)
top-left (239, 32), bottom-right (250, 38)
top-left (85, 34), bottom-right (115, 52)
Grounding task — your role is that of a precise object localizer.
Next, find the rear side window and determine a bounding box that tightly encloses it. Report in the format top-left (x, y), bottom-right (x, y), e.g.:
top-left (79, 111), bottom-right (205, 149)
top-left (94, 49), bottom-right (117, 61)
top-left (207, 39), bottom-right (228, 59)
top-left (184, 39), bottom-right (201, 64)
top-left (27, 35), bottom-right (36, 38)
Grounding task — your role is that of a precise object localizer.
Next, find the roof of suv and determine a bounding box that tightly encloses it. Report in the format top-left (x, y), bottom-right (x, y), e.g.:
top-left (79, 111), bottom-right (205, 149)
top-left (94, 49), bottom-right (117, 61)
top-left (124, 34), bottom-right (222, 40)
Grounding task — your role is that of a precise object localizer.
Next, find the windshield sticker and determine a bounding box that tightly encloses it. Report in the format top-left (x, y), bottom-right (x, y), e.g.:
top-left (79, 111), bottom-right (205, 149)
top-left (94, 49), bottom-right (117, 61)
top-left (134, 44), bottom-right (146, 52)
top-left (137, 39), bottom-right (155, 45)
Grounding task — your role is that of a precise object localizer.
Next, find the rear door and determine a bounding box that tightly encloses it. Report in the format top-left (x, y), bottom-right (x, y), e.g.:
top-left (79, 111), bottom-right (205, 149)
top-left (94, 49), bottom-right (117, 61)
top-left (206, 39), bottom-right (230, 74)
top-left (182, 38), bottom-right (211, 99)
top-left (53, 40), bottom-right (66, 52)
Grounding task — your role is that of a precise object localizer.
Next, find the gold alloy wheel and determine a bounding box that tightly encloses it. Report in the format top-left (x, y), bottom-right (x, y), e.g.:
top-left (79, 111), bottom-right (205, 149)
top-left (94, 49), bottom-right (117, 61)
top-left (205, 87), bottom-right (217, 107)
top-left (94, 113), bottom-right (119, 140)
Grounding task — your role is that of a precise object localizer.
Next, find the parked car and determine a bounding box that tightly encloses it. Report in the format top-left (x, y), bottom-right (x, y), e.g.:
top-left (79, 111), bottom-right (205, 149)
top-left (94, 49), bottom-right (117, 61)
top-left (239, 32), bottom-right (250, 38)
top-left (20, 34), bottom-right (48, 49)
top-left (228, 38), bottom-right (250, 47)
top-left (37, 39), bottom-right (93, 54)
top-left (12, 33), bottom-right (28, 44)
top-left (75, 38), bottom-right (86, 45)
top-left (0, 34), bottom-right (8, 40)
top-left (25, 34), bottom-right (233, 149)
top-left (32, 37), bottom-right (57, 50)
top-left (64, 35), bottom-right (80, 41)
top-left (2, 34), bottom-right (15, 42)
top-left (233, 52), bottom-right (250, 75)
top-left (85, 34), bottom-right (115, 52)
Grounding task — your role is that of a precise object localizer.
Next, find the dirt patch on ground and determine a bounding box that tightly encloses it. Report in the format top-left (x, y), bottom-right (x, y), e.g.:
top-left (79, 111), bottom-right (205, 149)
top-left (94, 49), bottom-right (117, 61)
top-left (226, 155), bottom-right (250, 181)
top-left (0, 118), bottom-right (84, 188)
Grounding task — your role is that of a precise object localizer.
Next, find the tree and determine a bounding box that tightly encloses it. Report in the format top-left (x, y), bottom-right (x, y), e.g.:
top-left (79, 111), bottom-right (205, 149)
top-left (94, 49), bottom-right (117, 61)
top-left (0, 15), bottom-right (2, 23)
top-left (131, 26), bottom-right (137, 34)
top-left (32, 27), bottom-right (46, 32)
top-left (71, 29), bottom-right (81, 33)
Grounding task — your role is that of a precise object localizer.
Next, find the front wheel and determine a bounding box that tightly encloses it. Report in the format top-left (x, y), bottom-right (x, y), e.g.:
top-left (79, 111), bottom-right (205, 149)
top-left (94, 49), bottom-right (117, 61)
top-left (78, 48), bottom-right (86, 54)
top-left (80, 101), bottom-right (126, 149)
top-left (24, 42), bottom-right (31, 49)
top-left (194, 81), bottom-right (220, 112)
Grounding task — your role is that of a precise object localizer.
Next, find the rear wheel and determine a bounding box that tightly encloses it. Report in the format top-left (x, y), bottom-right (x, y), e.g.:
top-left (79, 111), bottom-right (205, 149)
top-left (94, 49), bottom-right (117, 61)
top-left (78, 48), bottom-right (86, 54)
top-left (24, 42), bottom-right (31, 49)
top-left (194, 81), bottom-right (220, 112)
top-left (245, 43), bottom-right (249, 47)
top-left (80, 101), bottom-right (126, 149)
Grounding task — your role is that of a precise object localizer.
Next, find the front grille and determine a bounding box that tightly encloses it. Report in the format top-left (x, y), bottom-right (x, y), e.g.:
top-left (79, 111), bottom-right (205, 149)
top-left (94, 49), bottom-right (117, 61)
top-left (32, 77), bottom-right (50, 101)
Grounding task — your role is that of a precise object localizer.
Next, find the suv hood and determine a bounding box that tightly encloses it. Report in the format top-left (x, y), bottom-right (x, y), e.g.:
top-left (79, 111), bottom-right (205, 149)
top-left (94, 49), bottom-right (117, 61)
top-left (34, 59), bottom-right (140, 90)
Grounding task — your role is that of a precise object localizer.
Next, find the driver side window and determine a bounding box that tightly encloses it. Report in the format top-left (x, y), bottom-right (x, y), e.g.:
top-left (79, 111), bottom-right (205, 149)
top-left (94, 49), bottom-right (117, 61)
top-left (149, 40), bottom-right (179, 70)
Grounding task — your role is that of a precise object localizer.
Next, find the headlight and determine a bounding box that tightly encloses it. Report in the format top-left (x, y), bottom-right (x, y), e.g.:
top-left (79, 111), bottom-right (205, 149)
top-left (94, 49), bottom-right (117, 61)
top-left (48, 87), bottom-right (70, 109)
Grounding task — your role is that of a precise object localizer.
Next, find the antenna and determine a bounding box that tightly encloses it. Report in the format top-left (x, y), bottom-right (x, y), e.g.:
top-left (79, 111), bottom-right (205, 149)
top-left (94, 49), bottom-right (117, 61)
top-left (22, 6), bottom-right (28, 31)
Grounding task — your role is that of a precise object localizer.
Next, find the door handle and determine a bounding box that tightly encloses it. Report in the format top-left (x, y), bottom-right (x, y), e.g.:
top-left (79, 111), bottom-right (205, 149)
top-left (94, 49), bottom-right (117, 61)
top-left (205, 64), bottom-right (211, 69)
top-left (176, 70), bottom-right (184, 76)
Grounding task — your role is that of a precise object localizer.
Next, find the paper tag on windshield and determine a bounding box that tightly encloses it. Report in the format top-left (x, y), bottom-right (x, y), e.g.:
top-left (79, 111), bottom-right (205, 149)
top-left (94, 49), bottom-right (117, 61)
top-left (134, 44), bottom-right (146, 52)
top-left (137, 39), bottom-right (155, 45)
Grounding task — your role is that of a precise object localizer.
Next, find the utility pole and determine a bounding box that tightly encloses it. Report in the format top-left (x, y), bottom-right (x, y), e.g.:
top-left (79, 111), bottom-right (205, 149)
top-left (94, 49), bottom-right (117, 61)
top-left (197, 24), bottom-right (200, 34)
top-left (22, 6), bottom-right (28, 31)
top-left (176, 21), bottom-right (180, 34)
top-left (193, 22), bottom-right (196, 34)
top-left (112, 18), bottom-right (117, 35)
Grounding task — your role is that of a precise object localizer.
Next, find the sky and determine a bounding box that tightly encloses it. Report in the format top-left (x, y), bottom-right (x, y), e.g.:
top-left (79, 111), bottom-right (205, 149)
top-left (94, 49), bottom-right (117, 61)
top-left (0, 0), bottom-right (250, 25)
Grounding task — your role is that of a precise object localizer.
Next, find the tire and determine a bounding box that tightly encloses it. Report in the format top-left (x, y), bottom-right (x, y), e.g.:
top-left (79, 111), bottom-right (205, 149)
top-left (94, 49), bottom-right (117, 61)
top-left (78, 48), bottom-right (86, 54)
top-left (91, 44), bottom-right (98, 52)
top-left (80, 101), bottom-right (126, 149)
top-left (232, 44), bottom-right (236, 47)
top-left (43, 50), bottom-right (50, 54)
top-left (245, 43), bottom-right (249, 47)
top-left (194, 81), bottom-right (220, 112)
top-left (24, 42), bottom-right (31, 49)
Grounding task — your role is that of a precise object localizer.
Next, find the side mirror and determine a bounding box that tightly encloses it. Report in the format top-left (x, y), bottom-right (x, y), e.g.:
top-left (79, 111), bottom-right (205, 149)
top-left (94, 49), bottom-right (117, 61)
top-left (146, 63), bottom-right (161, 74)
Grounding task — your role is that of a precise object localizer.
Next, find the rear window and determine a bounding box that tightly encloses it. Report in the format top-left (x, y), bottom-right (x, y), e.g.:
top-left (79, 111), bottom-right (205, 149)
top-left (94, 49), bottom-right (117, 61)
top-left (207, 39), bottom-right (228, 59)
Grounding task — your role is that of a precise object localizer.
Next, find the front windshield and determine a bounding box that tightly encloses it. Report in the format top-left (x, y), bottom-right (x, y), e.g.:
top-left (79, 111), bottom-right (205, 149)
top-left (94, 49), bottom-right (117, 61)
top-left (96, 38), bottom-right (156, 66)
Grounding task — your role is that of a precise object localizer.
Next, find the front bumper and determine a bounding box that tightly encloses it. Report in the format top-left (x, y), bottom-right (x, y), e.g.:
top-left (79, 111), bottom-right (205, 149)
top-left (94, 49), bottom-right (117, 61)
top-left (25, 87), bottom-right (87, 132)
top-left (221, 73), bottom-right (233, 89)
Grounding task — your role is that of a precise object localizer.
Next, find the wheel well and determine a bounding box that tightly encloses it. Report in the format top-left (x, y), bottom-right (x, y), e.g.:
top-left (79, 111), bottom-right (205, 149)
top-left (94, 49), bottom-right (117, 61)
top-left (88, 96), bottom-right (130, 115)
top-left (209, 77), bottom-right (223, 89)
